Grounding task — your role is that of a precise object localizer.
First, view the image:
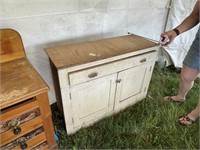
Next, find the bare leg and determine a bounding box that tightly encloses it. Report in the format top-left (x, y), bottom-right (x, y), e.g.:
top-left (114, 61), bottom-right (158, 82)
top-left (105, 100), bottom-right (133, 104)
top-left (178, 100), bottom-right (200, 125)
top-left (187, 100), bottom-right (200, 121)
top-left (164, 65), bottom-right (200, 102)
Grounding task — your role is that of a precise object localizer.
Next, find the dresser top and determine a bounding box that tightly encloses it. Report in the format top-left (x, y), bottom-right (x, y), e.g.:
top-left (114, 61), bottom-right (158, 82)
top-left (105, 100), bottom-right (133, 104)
top-left (0, 58), bottom-right (48, 109)
top-left (45, 34), bottom-right (158, 69)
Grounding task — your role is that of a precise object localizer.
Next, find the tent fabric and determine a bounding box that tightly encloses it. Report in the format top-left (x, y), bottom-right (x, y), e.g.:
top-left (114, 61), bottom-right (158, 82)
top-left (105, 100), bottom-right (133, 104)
top-left (164, 0), bottom-right (199, 68)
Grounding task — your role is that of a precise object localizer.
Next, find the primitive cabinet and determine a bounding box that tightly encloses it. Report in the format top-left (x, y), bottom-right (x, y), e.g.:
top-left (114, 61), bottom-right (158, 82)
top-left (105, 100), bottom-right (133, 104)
top-left (0, 29), bottom-right (57, 149)
top-left (45, 34), bottom-right (159, 134)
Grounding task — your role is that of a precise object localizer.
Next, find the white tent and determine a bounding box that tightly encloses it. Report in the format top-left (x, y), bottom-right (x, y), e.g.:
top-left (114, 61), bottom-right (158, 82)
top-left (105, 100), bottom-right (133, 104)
top-left (164, 0), bottom-right (199, 67)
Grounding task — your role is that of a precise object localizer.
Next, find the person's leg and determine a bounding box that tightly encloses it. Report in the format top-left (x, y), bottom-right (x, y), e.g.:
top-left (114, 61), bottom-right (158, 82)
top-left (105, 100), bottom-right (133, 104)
top-left (188, 100), bottom-right (200, 120)
top-left (164, 64), bottom-right (199, 102)
top-left (178, 100), bottom-right (200, 125)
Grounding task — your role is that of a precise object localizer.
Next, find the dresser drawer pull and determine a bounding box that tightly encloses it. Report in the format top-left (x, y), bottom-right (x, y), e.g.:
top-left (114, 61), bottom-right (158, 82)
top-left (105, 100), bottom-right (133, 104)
top-left (17, 137), bottom-right (28, 149)
top-left (88, 72), bottom-right (98, 78)
top-left (140, 58), bottom-right (147, 63)
top-left (20, 142), bottom-right (28, 150)
top-left (8, 119), bottom-right (21, 135)
top-left (13, 126), bottom-right (22, 135)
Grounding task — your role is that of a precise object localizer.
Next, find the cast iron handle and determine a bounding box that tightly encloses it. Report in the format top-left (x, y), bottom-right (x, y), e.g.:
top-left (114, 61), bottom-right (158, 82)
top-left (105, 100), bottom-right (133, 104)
top-left (88, 72), bottom-right (98, 78)
top-left (140, 58), bottom-right (147, 63)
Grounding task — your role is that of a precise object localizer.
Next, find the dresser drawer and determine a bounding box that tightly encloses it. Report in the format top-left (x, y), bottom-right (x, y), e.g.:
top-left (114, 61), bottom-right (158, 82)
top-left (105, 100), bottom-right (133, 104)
top-left (0, 116), bottom-right (43, 146)
top-left (0, 127), bottom-right (46, 150)
top-left (0, 98), bottom-right (39, 134)
top-left (69, 50), bottom-right (157, 86)
top-left (0, 108), bottom-right (41, 134)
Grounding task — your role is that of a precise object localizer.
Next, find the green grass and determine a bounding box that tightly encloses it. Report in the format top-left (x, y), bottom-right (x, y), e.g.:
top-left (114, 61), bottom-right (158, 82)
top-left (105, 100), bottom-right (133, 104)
top-left (51, 63), bottom-right (199, 149)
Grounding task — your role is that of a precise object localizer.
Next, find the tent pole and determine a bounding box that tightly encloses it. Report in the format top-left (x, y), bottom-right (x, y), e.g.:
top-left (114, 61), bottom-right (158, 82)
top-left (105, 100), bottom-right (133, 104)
top-left (163, 0), bottom-right (172, 32)
top-left (160, 0), bottom-right (173, 68)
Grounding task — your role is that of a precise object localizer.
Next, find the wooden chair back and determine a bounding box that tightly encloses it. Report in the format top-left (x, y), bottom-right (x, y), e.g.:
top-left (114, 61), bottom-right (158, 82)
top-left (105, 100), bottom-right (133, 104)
top-left (0, 29), bottom-right (26, 63)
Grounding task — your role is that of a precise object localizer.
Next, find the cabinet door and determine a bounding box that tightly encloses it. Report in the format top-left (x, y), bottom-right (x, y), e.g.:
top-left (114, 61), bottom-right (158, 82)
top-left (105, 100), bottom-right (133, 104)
top-left (70, 73), bottom-right (117, 128)
top-left (115, 63), bottom-right (154, 110)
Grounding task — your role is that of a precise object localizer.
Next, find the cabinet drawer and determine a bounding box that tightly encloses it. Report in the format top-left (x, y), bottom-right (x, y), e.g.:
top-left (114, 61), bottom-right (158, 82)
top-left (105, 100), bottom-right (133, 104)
top-left (0, 127), bottom-right (46, 150)
top-left (69, 51), bottom-right (157, 86)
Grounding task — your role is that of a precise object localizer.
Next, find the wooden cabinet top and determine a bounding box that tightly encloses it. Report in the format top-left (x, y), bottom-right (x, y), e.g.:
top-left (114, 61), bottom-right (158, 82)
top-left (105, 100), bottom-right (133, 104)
top-left (0, 58), bottom-right (48, 109)
top-left (45, 34), bottom-right (158, 69)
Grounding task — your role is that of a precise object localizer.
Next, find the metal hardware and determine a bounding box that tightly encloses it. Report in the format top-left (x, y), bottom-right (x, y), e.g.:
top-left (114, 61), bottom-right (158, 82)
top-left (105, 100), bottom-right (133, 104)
top-left (8, 119), bottom-right (21, 135)
top-left (140, 58), bottom-right (146, 63)
top-left (17, 137), bottom-right (27, 149)
top-left (20, 143), bottom-right (28, 150)
top-left (88, 72), bottom-right (98, 78)
top-left (116, 79), bottom-right (122, 83)
top-left (13, 126), bottom-right (22, 135)
top-left (149, 66), bottom-right (152, 72)
top-left (17, 137), bottom-right (26, 143)
top-left (144, 87), bottom-right (147, 92)
top-left (8, 119), bottom-right (20, 127)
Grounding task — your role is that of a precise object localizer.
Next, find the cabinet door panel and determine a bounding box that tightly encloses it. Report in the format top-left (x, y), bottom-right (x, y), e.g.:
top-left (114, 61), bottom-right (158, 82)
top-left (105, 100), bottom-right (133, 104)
top-left (70, 74), bottom-right (117, 127)
top-left (115, 63), bottom-right (151, 110)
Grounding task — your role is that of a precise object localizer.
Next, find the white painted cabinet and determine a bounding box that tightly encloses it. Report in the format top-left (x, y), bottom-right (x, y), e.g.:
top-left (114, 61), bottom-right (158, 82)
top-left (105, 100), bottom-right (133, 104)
top-left (45, 35), bottom-right (159, 134)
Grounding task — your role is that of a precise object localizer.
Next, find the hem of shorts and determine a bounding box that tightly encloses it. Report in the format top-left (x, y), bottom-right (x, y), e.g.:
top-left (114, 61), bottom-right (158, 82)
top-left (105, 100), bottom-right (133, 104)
top-left (183, 62), bottom-right (200, 71)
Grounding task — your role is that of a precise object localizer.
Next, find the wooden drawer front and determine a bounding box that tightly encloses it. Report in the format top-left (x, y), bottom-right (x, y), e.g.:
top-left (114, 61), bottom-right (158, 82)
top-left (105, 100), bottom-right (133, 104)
top-left (0, 108), bottom-right (41, 134)
top-left (69, 51), bottom-right (157, 86)
top-left (0, 127), bottom-right (46, 150)
top-left (0, 116), bottom-right (43, 146)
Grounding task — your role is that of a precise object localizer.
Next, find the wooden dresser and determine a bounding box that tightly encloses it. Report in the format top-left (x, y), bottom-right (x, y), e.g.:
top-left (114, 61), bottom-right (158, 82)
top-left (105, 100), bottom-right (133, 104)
top-left (0, 29), bottom-right (57, 149)
top-left (45, 34), bottom-right (159, 134)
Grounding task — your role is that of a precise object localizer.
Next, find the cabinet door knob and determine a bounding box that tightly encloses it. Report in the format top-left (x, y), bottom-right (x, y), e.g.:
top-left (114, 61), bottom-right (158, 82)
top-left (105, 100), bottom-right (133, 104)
top-left (140, 58), bottom-right (147, 63)
top-left (88, 72), bottom-right (98, 78)
top-left (116, 79), bottom-right (122, 83)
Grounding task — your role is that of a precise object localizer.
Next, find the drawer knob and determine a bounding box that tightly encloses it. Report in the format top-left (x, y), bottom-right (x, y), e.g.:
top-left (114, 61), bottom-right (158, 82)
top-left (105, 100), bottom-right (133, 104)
top-left (8, 119), bottom-right (21, 135)
top-left (13, 126), bottom-right (22, 135)
top-left (20, 142), bottom-right (28, 150)
top-left (88, 72), bottom-right (98, 78)
top-left (140, 58), bottom-right (147, 63)
top-left (17, 137), bottom-right (27, 149)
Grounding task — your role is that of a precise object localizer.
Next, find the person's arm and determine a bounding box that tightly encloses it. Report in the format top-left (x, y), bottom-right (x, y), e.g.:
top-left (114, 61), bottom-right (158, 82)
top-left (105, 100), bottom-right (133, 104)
top-left (176, 0), bottom-right (199, 33)
top-left (160, 0), bottom-right (199, 45)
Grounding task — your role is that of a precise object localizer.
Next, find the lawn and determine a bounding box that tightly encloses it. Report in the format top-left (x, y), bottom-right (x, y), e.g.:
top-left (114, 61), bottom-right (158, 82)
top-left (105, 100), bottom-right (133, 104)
top-left (51, 63), bottom-right (199, 149)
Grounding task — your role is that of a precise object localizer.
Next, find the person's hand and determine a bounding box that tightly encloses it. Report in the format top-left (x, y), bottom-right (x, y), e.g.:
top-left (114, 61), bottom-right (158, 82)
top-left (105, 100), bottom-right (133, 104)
top-left (160, 30), bottom-right (178, 46)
